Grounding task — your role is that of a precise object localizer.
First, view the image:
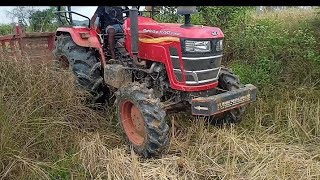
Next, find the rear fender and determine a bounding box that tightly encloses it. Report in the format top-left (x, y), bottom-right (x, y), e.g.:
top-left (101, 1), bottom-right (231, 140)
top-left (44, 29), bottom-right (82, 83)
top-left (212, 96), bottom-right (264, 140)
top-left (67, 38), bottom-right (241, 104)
top-left (55, 27), bottom-right (106, 64)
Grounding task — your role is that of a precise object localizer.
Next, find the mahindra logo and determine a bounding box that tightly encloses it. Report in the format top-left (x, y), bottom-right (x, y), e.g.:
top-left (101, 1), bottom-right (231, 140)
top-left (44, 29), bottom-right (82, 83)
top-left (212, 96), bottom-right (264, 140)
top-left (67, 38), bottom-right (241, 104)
top-left (212, 31), bottom-right (218, 36)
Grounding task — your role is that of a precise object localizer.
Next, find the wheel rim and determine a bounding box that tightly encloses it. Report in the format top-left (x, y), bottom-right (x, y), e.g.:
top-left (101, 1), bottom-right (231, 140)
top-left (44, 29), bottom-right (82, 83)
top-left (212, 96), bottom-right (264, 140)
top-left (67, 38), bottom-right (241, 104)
top-left (121, 100), bottom-right (146, 145)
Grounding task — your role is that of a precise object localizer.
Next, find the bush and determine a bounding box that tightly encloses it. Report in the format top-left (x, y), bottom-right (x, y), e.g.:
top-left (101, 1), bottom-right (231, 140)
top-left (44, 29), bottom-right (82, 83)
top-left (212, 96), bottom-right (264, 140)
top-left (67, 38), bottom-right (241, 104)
top-left (153, 6), bottom-right (179, 23)
top-left (154, 6), bottom-right (251, 29)
top-left (152, 7), bottom-right (320, 89)
top-left (0, 24), bottom-right (13, 35)
top-left (226, 8), bottom-right (320, 89)
top-left (196, 6), bottom-right (252, 31)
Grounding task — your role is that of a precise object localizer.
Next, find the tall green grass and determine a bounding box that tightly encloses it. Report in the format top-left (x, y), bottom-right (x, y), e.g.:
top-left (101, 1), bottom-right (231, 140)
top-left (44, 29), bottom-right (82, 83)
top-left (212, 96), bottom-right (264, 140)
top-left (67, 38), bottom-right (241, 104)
top-left (226, 8), bottom-right (320, 89)
top-left (0, 59), bottom-right (109, 179)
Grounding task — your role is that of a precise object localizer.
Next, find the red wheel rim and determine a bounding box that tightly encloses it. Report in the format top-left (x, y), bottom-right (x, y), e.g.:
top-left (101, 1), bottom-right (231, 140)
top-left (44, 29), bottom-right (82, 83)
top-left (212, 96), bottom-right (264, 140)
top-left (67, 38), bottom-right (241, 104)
top-left (121, 100), bottom-right (146, 145)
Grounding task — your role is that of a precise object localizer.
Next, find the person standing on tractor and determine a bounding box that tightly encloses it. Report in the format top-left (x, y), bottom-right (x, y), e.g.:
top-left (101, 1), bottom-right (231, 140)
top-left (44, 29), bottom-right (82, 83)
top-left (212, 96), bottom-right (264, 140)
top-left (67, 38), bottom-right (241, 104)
top-left (91, 6), bottom-right (124, 60)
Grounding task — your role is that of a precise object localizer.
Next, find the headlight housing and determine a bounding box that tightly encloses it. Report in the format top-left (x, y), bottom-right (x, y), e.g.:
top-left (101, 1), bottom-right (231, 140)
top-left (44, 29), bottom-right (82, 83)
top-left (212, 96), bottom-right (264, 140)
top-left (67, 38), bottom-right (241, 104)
top-left (216, 39), bottom-right (223, 51)
top-left (185, 40), bottom-right (211, 53)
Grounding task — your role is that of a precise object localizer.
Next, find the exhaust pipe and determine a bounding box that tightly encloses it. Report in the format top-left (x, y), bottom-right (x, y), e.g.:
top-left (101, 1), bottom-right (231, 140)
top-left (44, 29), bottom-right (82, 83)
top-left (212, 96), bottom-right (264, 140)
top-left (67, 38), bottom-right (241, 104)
top-left (130, 7), bottom-right (146, 66)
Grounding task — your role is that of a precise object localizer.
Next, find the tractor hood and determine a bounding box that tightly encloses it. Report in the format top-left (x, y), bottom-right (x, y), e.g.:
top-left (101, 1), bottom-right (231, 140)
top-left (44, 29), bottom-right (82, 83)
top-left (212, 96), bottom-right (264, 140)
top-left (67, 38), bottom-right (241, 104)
top-left (124, 16), bottom-right (224, 39)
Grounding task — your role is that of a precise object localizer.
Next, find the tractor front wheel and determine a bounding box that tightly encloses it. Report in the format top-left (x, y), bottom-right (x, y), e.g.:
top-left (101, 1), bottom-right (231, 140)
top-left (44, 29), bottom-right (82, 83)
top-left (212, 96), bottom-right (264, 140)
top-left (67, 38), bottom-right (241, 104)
top-left (116, 83), bottom-right (169, 158)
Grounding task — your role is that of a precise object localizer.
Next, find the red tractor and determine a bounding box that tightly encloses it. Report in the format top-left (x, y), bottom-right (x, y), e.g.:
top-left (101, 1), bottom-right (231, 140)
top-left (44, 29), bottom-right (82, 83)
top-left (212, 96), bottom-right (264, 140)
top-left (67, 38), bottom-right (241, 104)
top-left (53, 6), bottom-right (257, 158)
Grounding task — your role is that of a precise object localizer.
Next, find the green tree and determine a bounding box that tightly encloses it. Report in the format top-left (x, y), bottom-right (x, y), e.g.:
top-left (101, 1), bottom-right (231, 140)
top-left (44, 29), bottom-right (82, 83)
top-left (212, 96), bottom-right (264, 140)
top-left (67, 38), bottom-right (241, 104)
top-left (29, 7), bottom-right (57, 32)
top-left (6, 6), bottom-right (35, 26)
top-left (152, 6), bottom-right (251, 30)
top-left (0, 24), bottom-right (14, 35)
top-left (6, 6), bottom-right (63, 32)
top-left (196, 6), bottom-right (251, 30)
top-left (153, 6), bottom-right (179, 23)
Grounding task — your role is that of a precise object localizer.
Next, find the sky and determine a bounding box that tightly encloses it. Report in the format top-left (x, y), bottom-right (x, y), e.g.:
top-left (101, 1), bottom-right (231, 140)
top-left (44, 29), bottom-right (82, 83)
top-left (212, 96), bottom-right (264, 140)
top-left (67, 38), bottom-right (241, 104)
top-left (0, 6), bottom-right (98, 24)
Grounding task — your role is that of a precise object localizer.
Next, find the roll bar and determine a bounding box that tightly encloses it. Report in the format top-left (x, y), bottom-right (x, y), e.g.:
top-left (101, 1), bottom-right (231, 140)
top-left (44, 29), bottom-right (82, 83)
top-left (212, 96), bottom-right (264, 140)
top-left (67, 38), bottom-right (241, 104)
top-left (55, 6), bottom-right (91, 28)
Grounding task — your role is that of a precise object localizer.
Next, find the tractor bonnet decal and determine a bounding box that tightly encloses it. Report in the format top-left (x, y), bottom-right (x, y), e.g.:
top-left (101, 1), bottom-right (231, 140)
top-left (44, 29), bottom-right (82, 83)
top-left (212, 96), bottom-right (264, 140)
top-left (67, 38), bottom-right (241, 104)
top-left (139, 33), bottom-right (180, 44)
top-left (139, 36), bottom-right (180, 44)
top-left (142, 29), bottom-right (180, 36)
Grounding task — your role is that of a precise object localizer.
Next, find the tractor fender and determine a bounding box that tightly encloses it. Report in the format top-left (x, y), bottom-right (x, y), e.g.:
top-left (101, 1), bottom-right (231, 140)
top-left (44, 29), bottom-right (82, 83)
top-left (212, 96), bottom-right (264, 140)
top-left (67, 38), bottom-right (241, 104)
top-left (56, 27), bottom-right (101, 48)
top-left (55, 27), bottom-right (106, 64)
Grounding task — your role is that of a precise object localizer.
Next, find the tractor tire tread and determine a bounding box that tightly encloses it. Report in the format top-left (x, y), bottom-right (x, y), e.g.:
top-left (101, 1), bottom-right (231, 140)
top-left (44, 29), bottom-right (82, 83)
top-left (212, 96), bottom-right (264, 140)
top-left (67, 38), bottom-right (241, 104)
top-left (53, 34), bottom-right (106, 104)
top-left (116, 82), bottom-right (169, 158)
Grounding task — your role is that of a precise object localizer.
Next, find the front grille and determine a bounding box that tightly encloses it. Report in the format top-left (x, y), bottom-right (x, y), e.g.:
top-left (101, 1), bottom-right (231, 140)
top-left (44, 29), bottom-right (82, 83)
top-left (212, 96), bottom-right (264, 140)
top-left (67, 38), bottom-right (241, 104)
top-left (181, 38), bottom-right (223, 85)
top-left (169, 38), bottom-right (223, 85)
top-left (172, 55), bottom-right (222, 71)
top-left (174, 67), bottom-right (220, 85)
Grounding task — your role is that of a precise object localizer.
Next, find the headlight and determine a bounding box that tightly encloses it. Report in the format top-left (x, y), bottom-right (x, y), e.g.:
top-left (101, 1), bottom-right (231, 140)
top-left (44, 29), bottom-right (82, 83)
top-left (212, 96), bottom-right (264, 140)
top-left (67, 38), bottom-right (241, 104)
top-left (185, 40), bottom-right (211, 53)
top-left (216, 39), bottom-right (223, 51)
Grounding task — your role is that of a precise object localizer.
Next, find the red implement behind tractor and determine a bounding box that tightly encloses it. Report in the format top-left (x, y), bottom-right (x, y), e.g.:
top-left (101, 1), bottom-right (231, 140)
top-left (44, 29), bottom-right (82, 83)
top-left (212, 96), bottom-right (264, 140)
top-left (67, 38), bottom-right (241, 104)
top-left (0, 24), bottom-right (54, 63)
top-left (53, 6), bottom-right (257, 158)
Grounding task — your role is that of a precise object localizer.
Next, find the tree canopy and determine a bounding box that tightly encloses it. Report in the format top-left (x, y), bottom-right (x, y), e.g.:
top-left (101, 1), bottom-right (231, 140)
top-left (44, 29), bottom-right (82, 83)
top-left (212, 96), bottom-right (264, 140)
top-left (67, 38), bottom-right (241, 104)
top-left (6, 6), bottom-right (59, 32)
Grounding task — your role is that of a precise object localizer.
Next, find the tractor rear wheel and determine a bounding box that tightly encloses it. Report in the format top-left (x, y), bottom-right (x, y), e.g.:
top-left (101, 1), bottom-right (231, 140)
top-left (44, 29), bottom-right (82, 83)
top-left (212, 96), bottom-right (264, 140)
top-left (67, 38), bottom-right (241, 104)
top-left (116, 83), bottom-right (169, 158)
top-left (209, 67), bottom-right (246, 125)
top-left (53, 34), bottom-right (106, 104)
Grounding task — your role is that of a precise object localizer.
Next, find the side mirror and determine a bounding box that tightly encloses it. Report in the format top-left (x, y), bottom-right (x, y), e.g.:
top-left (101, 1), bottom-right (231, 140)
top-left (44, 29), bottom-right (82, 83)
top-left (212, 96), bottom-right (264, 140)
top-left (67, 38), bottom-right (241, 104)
top-left (177, 6), bottom-right (197, 15)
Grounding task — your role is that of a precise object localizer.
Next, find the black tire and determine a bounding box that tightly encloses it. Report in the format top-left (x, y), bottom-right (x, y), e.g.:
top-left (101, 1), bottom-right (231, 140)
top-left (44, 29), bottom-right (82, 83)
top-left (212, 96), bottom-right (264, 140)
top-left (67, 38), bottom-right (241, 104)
top-left (53, 34), bottom-right (106, 104)
top-left (116, 82), bottom-right (170, 158)
top-left (208, 67), bottom-right (246, 125)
